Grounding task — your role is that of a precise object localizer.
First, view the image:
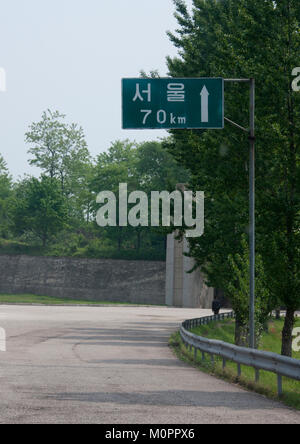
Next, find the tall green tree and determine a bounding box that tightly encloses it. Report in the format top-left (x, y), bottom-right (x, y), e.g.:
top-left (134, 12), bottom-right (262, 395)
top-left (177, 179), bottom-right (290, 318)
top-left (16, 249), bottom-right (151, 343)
top-left (12, 176), bottom-right (67, 247)
top-left (90, 140), bottom-right (139, 252)
top-left (166, 0), bottom-right (300, 355)
top-left (25, 109), bottom-right (92, 202)
top-left (25, 109), bottom-right (93, 235)
top-left (227, 237), bottom-right (275, 346)
top-left (0, 154), bottom-right (12, 238)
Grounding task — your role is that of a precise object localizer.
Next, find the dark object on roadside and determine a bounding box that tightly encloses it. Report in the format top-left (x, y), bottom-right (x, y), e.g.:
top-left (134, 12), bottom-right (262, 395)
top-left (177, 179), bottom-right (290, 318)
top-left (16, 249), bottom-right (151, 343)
top-left (275, 309), bottom-right (281, 320)
top-left (212, 300), bottom-right (221, 315)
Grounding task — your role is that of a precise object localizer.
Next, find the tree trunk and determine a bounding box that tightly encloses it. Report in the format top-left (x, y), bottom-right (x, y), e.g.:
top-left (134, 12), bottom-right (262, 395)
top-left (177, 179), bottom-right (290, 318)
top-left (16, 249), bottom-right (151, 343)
top-left (235, 318), bottom-right (244, 346)
top-left (281, 308), bottom-right (295, 357)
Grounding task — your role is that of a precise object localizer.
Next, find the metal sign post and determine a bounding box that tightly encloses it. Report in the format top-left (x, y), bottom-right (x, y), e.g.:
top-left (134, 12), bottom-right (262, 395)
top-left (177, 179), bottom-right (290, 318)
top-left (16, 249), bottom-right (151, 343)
top-left (122, 76), bottom-right (256, 349)
top-left (249, 79), bottom-right (256, 349)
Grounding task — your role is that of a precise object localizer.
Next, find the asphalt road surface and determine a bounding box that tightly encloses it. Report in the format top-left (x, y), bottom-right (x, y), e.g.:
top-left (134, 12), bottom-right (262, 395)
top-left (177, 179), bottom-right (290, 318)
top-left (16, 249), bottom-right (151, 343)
top-left (0, 305), bottom-right (299, 424)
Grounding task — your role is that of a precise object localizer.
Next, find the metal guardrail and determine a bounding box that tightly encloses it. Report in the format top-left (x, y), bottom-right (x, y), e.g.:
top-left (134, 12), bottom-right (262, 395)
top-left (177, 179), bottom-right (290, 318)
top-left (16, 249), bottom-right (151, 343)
top-left (180, 312), bottom-right (300, 397)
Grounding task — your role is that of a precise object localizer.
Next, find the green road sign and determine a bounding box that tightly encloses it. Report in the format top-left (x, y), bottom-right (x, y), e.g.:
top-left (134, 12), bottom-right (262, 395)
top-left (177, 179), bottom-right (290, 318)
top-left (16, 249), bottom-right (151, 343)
top-left (122, 78), bottom-right (224, 130)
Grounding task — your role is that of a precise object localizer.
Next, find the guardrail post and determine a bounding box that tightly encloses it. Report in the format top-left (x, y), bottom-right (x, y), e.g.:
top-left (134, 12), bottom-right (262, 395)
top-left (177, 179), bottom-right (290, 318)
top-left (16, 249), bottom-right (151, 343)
top-left (237, 364), bottom-right (242, 378)
top-left (277, 375), bottom-right (283, 397)
top-left (211, 354), bottom-right (215, 367)
top-left (255, 369), bottom-right (260, 383)
top-left (194, 348), bottom-right (198, 361)
top-left (223, 358), bottom-right (226, 371)
top-left (202, 352), bottom-right (205, 362)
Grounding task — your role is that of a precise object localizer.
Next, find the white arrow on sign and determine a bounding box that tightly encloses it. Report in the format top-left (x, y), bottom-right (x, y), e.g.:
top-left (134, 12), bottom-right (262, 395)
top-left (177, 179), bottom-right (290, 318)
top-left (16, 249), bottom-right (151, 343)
top-left (200, 86), bottom-right (209, 123)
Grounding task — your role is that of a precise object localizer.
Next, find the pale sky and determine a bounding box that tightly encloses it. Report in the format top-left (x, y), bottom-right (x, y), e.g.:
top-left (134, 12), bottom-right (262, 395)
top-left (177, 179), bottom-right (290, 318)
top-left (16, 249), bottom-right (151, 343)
top-left (0, 0), bottom-right (193, 178)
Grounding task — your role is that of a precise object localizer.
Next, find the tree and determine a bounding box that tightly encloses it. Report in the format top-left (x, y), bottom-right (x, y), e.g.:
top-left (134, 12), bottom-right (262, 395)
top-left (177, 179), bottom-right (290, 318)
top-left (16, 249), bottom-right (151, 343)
top-left (90, 139), bottom-right (189, 256)
top-left (12, 176), bottom-right (67, 247)
top-left (25, 110), bottom-right (93, 235)
top-left (136, 140), bottom-right (189, 191)
top-left (166, 0), bottom-right (300, 355)
top-left (25, 109), bottom-right (91, 196)
top-left (136, 140), bottom-right (189, 252)
top-left (90, 140), bottom-right (139, 252)
top-left (0, 154), bottom-right (12, 238)
top-left (227, 237), bottom-right (276, 346)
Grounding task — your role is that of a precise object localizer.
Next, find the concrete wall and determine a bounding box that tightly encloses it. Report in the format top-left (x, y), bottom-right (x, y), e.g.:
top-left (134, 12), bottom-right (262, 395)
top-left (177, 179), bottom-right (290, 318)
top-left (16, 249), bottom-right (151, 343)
top-left (0, 255), bottom-right (166, 305)
top-left (166, 234), bottom-right (214, 309)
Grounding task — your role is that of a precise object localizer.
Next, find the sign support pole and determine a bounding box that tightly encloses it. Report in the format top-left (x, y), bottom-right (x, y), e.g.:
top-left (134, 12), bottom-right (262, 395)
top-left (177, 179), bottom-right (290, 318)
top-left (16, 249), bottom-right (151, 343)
top-left (225, 78), bottom-right (256, 349)
top-left (249, 78), bottom-right (256, 349)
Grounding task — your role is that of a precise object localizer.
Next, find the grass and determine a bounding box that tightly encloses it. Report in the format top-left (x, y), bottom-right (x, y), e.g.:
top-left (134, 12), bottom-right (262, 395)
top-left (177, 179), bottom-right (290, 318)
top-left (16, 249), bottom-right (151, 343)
top-left (0, 293), bottom-right (155, 306)
top-left (169, 317), bottom-right (300, 411)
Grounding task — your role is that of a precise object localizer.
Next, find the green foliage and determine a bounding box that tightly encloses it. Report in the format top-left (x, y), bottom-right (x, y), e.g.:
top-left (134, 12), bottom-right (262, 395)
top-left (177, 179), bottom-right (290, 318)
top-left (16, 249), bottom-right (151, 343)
top-left (227, 237), bottom-right (276, 346)
top-left (0, 154), bottom-right (12, 238)
top-left (90, 139), bottom-right (188, 256)
top-left (26, 110), bottom-right (91, 187)
top-left (22, 113), bottom-right (186, 260)
top-left (25, 109), bottom-right (93, 227)
top-left (11, 176), bottom-right (67, 247)
top-left (1, 122), bottom-right (188, 261)
top-left (136, 140), bottom-right (189, 192)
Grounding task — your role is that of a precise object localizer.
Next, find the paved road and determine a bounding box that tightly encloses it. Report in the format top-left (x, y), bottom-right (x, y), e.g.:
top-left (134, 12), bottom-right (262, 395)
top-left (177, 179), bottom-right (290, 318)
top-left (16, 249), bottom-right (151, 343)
top-left (0, 305), bottom-right (299, 424)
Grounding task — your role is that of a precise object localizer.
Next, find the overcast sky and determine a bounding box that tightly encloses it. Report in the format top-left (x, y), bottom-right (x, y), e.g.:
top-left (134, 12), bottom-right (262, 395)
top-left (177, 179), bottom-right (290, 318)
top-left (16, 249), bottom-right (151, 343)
top-left (0, 0), bottom-right (193, 178)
